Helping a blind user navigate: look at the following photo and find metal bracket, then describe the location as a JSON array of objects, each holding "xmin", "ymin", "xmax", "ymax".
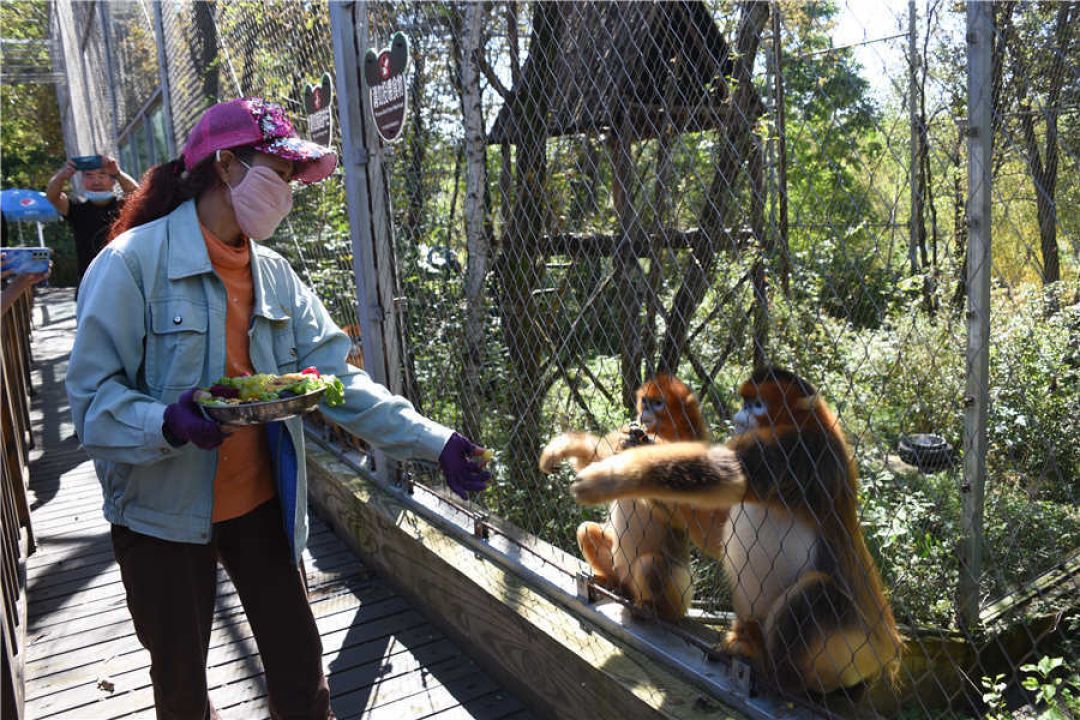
[
  {"xmin": 473, "ymin": 512, "xmax": 490, "ymax": 540},
  {"xmin": 730, "ymin": 657, "xmax": 753, "ymax": 698},
  {"xmin": 394, "ymin": 471, "xmax": 414, "ymax": 496},
  {"xmin": 575, "ymin": 571, "xmax": 594, "ymax": 603}
]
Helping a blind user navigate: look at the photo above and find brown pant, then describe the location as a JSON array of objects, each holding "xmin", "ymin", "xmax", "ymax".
[{"xmin": 111, "ymin": 498, "xmax": 332, "ymax": 720}]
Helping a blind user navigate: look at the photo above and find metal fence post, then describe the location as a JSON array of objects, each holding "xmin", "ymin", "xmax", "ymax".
[
  {"xmin": 151, "ymin": 0, "xmax": 178, "ymax": 158},
  {"xmin": 329, "ymin": 0, "xmax": 395, "ymax": 484},
  {"xmin": 330, "ymin": 1, "xmax": 406, "ymax": 396},
  {"xmin": 96, "ymin": 2, "xmax": 121, "ymax": 153},
  {"xmin": 958, "ymin": 0, "xmax": 993, "ymax": 632}
]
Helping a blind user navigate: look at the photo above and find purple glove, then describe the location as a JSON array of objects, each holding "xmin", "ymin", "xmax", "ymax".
[
  {"xmin": 163, "ymin": 388, "xmax": 228, "ymax": 450},
  {"xmin": 438, "ymin": 433, "xmax": 491, "ymax": 500}
]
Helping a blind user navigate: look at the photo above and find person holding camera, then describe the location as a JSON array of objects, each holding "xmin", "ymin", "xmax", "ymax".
[{"xmin": 46, "ymin": 154, "xmax": 139, "ymax": 286}]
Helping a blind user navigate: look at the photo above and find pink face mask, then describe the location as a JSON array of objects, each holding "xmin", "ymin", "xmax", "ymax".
[{"xmin": 226, "ymin": 159, "xmax": 293, "ymax": 240}]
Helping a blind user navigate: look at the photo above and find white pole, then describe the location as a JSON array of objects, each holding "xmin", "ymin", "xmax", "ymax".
[
  {"xmin": 36, "ymin": 221, "xmax": 46, "ymax": 247},
  {"xmin": 959, "ymin": 0, "xmax": 993, "ymax": 632}
]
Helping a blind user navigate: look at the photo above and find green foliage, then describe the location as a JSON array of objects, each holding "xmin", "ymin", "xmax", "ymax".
[
  {"xmin": 788, "ymin": 223, "xmax": 908, "ymax": 329},
  {"xmin": 981, "ymin": 673, "xmax": 1011, "ymax": 720},
  {"xmin": 0, "ymin": 1, "xmax": 66, "ymax": 191},
  {"xmin": 987, "ymin": 283, "xmax": 1080, "ymax": 505},
  {"xmin": 771, "ymin": 0, "xmax": 890, "ymax": 327},
  {"xmin": 1020, "ymin": 656, "xmax": 1080, "ymax": 718},
  {"xmin": 860, "ymin": 463, "xmax": 962, "ymax": 625},
  {"xmin": 0, "ymin": 81, "xmax": 66, "ymax": 191}
]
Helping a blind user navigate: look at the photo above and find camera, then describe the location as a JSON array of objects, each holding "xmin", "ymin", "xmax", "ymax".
[
  {"xmin": 71, "ymin": 155, "xmax": 104, "ymax": 171},
  {"xmin": 1, "ymin": 247, "xmax": 52, "ymax": 275}
]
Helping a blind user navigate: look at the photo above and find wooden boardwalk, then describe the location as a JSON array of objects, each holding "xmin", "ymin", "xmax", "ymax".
[{"xmin": 21, "ymin": 288, "xmax": 536, "ymax": 720}]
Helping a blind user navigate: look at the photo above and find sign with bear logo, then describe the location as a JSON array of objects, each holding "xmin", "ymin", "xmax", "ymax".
[
  {"xmin": 363, "ymin": 32, "xmax": 409, "ymax": 143},
  {"xmin": 304, "ymin": 73, "xmax": 334, "ymax": 147}
]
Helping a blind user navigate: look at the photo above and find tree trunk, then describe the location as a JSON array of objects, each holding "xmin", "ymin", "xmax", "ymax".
[
  {"xmin": 1003, "ymin": 2, "xmax": 1071, "ymax": 285},
  {"xmin": 951, "ymin": 121, "xmax": 968, "ymax": 311},
  {"xmin": 659, "ymin": 1, "xmax": 769, "ymax": 373},
  {"xmin": 750, "ymin": 136, "xmax": 769, "ymax": 369},
  {"xmin": 190, "ymin": 1, "xmax": 219, "ymax": 102},
  {"xmin": 770, "ymin": 1, "xmax": 791, "ymax": 297},
  {"xmin": 495, "ymin": 2, "xmax": 561, "ymax": 490},
  {"xmin": 404, "ymin": 48, "xmax": 427, "ymax": 251},
  {"xmin": 908, "ymin": 0, "xmax": 924, "ymax": 275},
  {"xmin": 610, "ymin": 129, "xmax": 644, "ymax": 412},
  {"xmin": 459, "ymin": 1, "xmax": 491, "ymax": 442},
  {"xmin": 916, "ymin": 1, "xmax": 938, "ymax": 314},
  {"xmin": 646, "ymin": 91, "xmax": 675, "ymax": 378}
]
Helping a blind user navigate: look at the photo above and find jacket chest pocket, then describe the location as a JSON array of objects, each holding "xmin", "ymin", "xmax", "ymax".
[
  {"xmin": 147, "ymin": 299, "xmax": 209, "ymax": 391},
  {"xmin": 269, "ymin": 318, "xmax": 298, "ymax": 373}
]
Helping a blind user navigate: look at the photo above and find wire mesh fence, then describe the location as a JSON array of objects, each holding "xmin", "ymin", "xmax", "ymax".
[
  {"xmin": 49, "ymin": 0, "xmax": 1079, "ymax": 717},
  {"xmin": 161, "ymin": 0, "xmax": 362, "ymax": 334},
  {"xmin": 357, "ymin": 1, "xmax": 1079, "ymax": 716}
]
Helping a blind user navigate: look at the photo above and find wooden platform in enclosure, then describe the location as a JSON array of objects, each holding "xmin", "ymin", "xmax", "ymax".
[{"xmin": 21, "ymin": 288, "xmax": 536, "ymax": 720}]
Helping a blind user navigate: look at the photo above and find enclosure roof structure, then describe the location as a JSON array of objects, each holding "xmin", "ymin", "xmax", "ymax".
[
  {"xmin": 0, "ymin": 2, "xmax": 61, "ymax": 85},
  {"xmin": 488, "ymin": 0, "xmax": 733, "ymax": 144}
]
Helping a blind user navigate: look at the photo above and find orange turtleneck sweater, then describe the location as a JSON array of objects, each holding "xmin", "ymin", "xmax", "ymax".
[{"xmin": 202, "ymin": 225, "xmax": 276, "ymax": 522}]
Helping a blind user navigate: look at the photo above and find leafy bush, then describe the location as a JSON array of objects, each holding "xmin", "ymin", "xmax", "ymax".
[
  {"xmin": 987, "ymin": 282, "xmax": 1080, "ymax": 506},
  {"xmin": 860, "ymin": 461, "xmax": 962, "ymax": 626},
  {"xmin": 771, "ymin": 281, "xmax": 1080, "ymax": 626}
]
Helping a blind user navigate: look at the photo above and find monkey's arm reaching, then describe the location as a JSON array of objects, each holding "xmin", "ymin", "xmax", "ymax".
[
  {"xmin": 539, "ymin": 431, "xmax": 622, "ymax": 474},
  {"xmin": 570, "ymin": 442, "xmax": 746, "ymax": 507}
]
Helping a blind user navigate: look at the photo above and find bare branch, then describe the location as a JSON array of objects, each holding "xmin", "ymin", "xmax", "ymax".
[{"xmin": 476, "ymin": 50, "xmax": 512, "ymax": 101}]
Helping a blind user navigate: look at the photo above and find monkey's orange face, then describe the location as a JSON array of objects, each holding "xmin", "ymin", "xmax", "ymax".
[
  {"xmin": 635, "ymin": 375, "xmax": 705, "ymax": 442},
  {"xmin": 734, "ymin": 379, "xmax": 817, "ymax": 434},
  {"xmin": 638, "ymin": 394, "xmax": 666, "ymax": 433}
]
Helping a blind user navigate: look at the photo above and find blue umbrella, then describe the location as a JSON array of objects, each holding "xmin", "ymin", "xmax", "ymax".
[
  {"xmin": 1, "ymin": 188, "xmax": 60, "ymax": 223},
  {"xmin": 2, "ymin": 189, "xmax": 61, "ymax": 248}
]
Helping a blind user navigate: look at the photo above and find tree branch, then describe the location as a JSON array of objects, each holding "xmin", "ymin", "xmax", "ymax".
[{"xmin": 476, "ymin": 50, "xmax": 512, "ymax": 101}]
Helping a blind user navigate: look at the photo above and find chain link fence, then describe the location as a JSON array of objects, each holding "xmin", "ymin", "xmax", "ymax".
[
  {"xmin": 361, "ymin": 2, "xmax": 1079, "ymax": 716},
  {"xmin": 50, "ymin": 1, "xmax": 1078, "ymax": 718}
]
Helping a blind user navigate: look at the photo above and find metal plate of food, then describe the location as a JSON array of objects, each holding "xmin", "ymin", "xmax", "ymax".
[{"xmin": 199, "ymin": 387, "xmax": 326, "ymax": 426}]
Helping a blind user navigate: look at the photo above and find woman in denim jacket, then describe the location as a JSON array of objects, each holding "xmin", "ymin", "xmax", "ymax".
[{"xmin": 66, "ymin": 98, "xmax": 489, "ymax": 719}]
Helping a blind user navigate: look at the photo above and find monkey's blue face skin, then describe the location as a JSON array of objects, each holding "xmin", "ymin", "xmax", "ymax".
[
  {"xmin": 638, "ymin": 396, "xmax": 666, "ymax": 432},
  {"xmin": 733, "ymin": 397, "xmax": 768, "ymax": 434}
]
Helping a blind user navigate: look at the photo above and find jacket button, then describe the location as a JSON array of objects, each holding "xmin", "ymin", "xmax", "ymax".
[{"xmin": 173, "ymin": 316, "xmax": 183, "ymax": 325}]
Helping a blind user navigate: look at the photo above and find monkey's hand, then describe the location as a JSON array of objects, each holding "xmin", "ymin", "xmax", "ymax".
[
  {"xmin": 539, "ymin": 432, "xmax": 616, "ymax": 474},
  {"xmin": 572, "ymin": 442, "xmax": 746, "ymax": 507},
  {"xmin": 621, "ymin": 422, "xmax": 653, "ymax": 449}
]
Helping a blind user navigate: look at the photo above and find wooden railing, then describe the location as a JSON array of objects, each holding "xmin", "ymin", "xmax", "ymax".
[{"xmin": 1, "ymin": 285, "xmax": 36, "ymax": 720}]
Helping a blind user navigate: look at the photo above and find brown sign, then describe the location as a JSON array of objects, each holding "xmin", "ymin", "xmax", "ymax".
[
  {"xmin": 304, "ymin": 73, "xmax": 334, "ymax": 147},
  {"xmin": 363, "ymin": 33, "xmax": 409, "ymax": 143}
]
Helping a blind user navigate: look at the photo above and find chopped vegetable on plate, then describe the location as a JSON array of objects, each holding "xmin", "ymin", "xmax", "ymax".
[{"xmin": 195, "ymin": 367, "xmax": 345, "ymax": 408}]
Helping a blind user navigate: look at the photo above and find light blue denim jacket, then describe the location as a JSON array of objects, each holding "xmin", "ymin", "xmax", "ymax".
[{"xmin": 66, "ymin": 199, "xmax": 452, "ymax": 560}]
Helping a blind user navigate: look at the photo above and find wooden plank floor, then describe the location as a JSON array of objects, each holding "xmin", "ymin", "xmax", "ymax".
[{"xmin": 22, "ymin": 288, "xmax": 537, "ymax": 720}]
